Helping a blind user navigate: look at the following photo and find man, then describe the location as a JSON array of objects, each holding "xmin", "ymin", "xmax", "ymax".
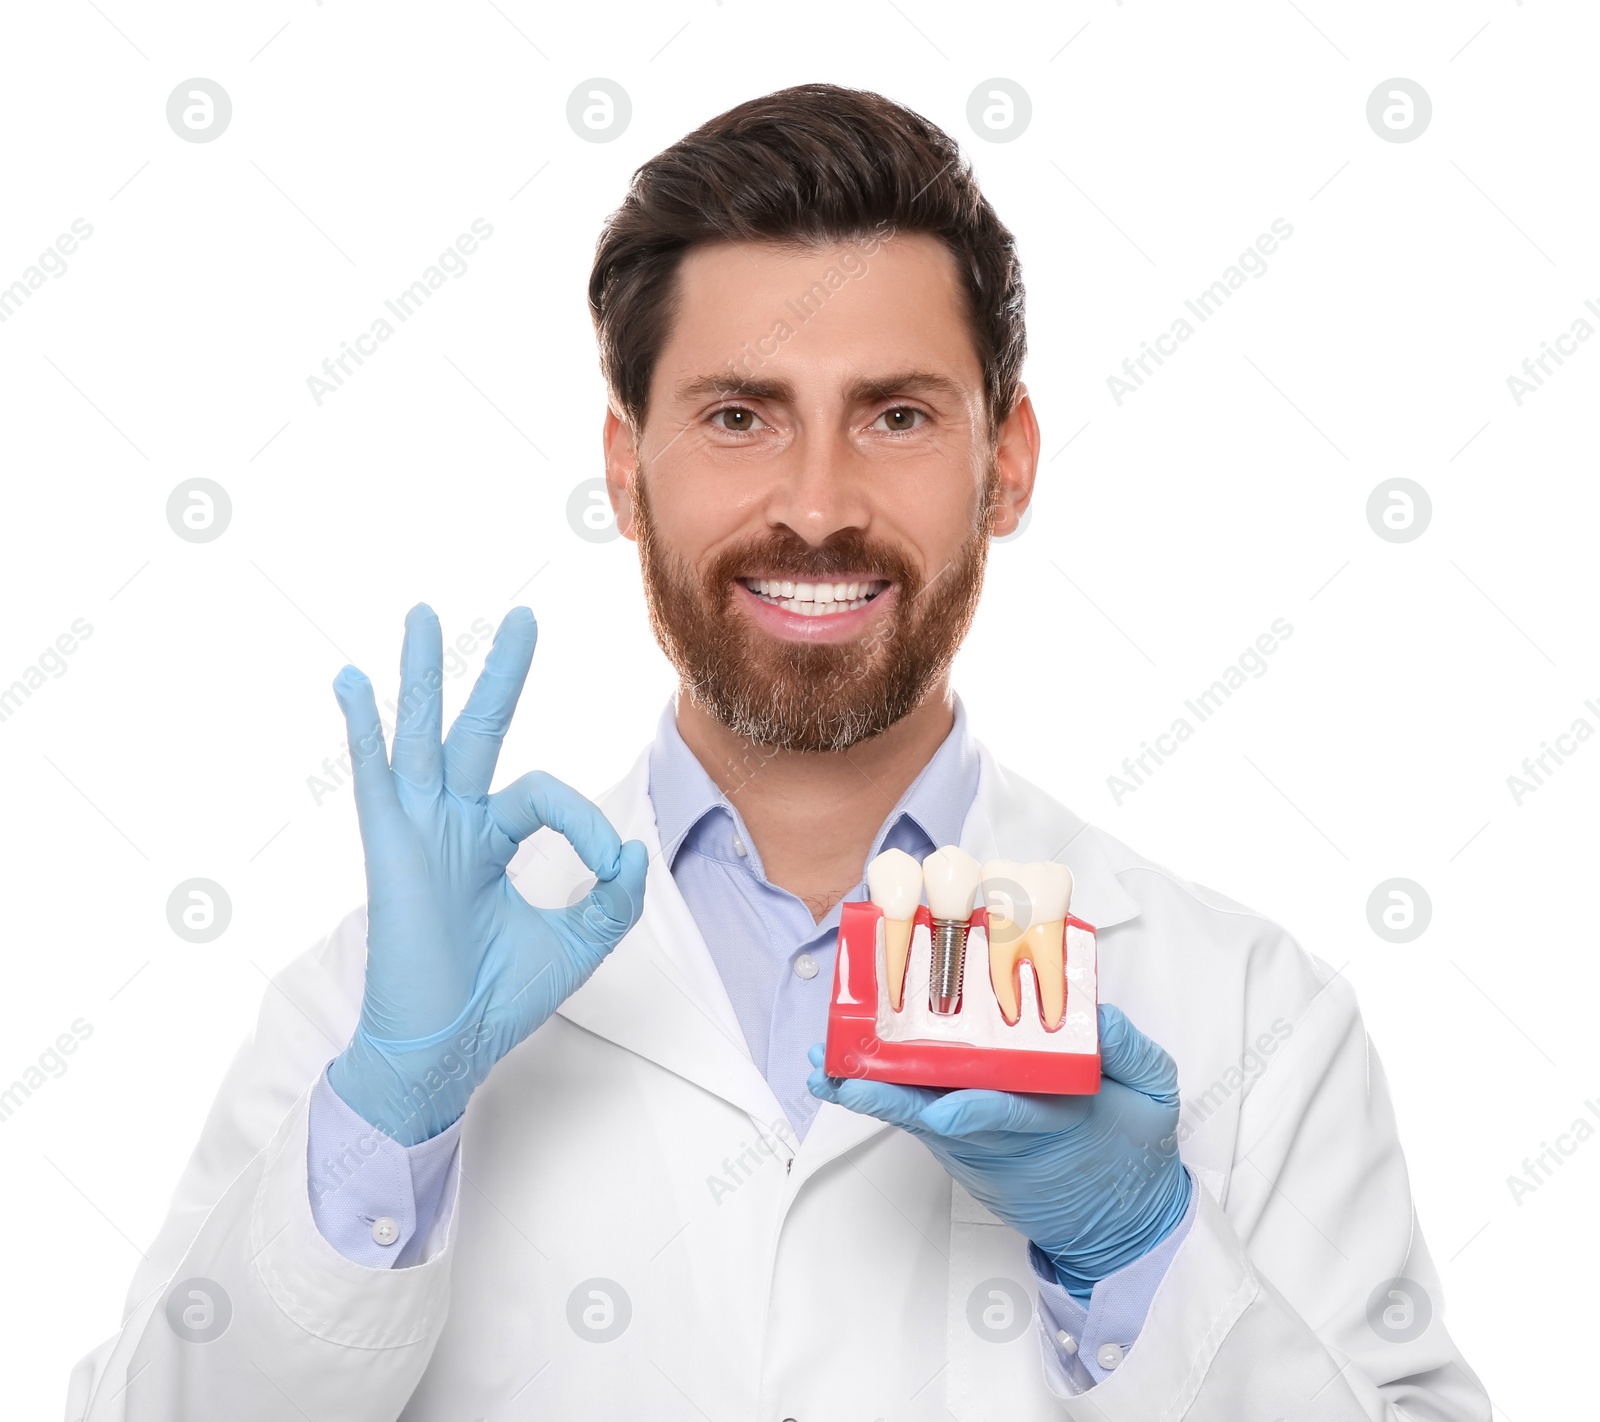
[{"xmin": 70, "ymin": 85, "xmax": 1489, "ymax": 1421}]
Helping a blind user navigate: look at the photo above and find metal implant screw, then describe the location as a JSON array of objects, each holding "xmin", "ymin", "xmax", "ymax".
[{"xmin": 930, "ymin": 918, "xmax": 969, "ymax": 1015}]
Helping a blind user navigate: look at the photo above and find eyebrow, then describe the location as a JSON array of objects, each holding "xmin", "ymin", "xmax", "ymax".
[{"xmin": 673, "ymin": 369, "xmax": 969, "ymax": 406}]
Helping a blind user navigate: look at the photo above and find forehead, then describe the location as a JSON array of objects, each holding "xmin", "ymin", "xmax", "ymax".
[{"xmin": 655, "ymin": 232, "xmax": 980, "ymax": 390}]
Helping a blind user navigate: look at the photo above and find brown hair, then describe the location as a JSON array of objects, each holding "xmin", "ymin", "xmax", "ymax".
[{"xmin": 588, "ymin": 83, "xmax": 1026, "ymax": 441}]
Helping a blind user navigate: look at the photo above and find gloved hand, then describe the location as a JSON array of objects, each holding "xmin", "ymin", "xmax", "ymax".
[
  {"xmin": 807, "ymin": 1003, "xmax": 1192, "ymax": 1298},
  {"xmin": 326, "ymin": 604, "xmax": 647, "ymax": 1145}
]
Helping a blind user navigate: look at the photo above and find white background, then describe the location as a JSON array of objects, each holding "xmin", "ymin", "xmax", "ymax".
[{"xmin": 1, "ymin": 0, "xmax": 1592, "ymax": 1415}]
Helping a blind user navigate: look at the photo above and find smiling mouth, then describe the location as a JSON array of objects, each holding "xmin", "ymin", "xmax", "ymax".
[{"xmin": 739, "ymin": 576, "xmax": 891, "ymax": 616}]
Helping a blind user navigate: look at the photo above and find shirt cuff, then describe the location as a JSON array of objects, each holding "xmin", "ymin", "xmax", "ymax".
[
  {"xmin": 306, "ymin": 1060, "xmax": 463, "ymax": 1269},
  {"xmin": 1029, "ymin": 1164, "xmax": 1201, "ymax": 1387}
]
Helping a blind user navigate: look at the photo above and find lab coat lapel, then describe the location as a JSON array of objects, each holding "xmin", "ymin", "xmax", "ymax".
[{"xmin": 547, "ymin": 751, "xmax": 789, "ymax": 1136}]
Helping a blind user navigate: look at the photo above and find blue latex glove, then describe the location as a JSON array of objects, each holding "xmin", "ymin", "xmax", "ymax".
[
  {"xmin": 326, "ymin": 604, "xmax": 647, "ymax": 1145},
  {"xmin": 807, "ymin": 1003, "xmax": 1191, "ymax": 1298}
]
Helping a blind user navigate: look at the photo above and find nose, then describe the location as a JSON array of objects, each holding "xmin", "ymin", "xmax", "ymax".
[{"xmin": 762, "ymin": 425, "xmax": 873, "ymax": 548}]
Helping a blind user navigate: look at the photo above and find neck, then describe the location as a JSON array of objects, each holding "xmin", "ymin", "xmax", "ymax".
[{"xmin": 675, "ymin": 677, "xmax": 956, "ymax": 922}]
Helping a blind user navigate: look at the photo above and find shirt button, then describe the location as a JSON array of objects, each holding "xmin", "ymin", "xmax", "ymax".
[
  {"xmin": 1056, "ymin": 1330, "xmax": 1078, "ymax": 1355},
  {"xmin": 1096, "ymin": 1342, "xmax": 1125, "ymax": 1370},
  {"xmin": 371, "ymin": 1216, "xmax": 401, "ymax": 1246},
  {"xmin": 793, "ymin": 954, "xmax": 819, "ymax": 980}
]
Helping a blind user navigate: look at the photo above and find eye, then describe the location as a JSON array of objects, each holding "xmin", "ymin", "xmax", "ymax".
[
  {"xmin": 873, "ymin": 406, "xmax": 926, "ymax": 434},
  {"xmin": 712, "ymin": 405, "xmax": 765, "ymax": 433}
]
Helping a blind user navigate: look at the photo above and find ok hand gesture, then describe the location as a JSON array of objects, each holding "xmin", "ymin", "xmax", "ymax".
[{"xmin": 326, "ymin": 604, "xmax": 647, "ymax": 1144}]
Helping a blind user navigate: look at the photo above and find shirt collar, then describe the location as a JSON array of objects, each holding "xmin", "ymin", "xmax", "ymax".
[{"xmin": 647, "ymin": 696, "xmax": 981, "ymax": 876}]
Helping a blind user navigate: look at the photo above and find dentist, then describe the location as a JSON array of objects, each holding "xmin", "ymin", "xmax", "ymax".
[{"xmin": 70, "ymin": 84, "xmax": 1489, "ymax": 1421}]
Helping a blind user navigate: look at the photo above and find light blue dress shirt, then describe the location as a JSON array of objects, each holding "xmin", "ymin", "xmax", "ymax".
[{"xmin": 304, "ymin": 696, "xmax": 1193, "ymax": 1379}]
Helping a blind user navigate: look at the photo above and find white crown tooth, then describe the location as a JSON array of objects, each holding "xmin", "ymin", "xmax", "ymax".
[
  {"xmin": 867, "ymin": 848, "xmax": 922, "ymax": 918},
  {"xmin": 781, "ymin": 580, "xmax": 794, "ymax": 597},
  {"xmin": 1020, "ymin": 861, "xmax": 1073, "ymax": 922},
  {"xmin": 795, "ymin": 582, "xmax": 814, "ymax": 601},
  {"xmin": 922, "ymin": 845, "xmax": 981, "ymax": 920},
  {"xmin": 981, "ymin": 859, "xmax": 1026, "ymax": 921}
]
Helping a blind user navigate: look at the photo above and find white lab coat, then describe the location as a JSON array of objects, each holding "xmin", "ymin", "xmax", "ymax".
[{"xmin": 68, "ymin": 740, "xmax": 1490, "ymax": 1421}]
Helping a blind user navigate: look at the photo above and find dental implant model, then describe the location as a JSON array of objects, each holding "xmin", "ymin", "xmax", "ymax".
[
  {"xmin": 922, "ymin": 845, "xmax": 982, "ymax": 1015},
  {"xmin": 826, "ymin": 844, "xmax": 1099, "ymax": 1094},
  {"xmin": 867, "ymin": 848, "xmax": 922, "ymax": 1011}
]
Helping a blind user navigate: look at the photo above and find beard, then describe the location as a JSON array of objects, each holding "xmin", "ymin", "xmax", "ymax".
[{"xmin": 633, "ymin": 466, "xmax": 996, "ymax": 753}]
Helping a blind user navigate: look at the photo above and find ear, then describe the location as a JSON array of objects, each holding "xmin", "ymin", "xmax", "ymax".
[
  {"xmin": 602, "ymin": 404, "xmax": 640, "ymax": 542},
  {"xmin": 988, "ymin": 385, "xmax": 1039, "ymax": 539}
]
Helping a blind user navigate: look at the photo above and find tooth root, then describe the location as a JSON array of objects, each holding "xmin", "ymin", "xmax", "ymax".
[
  {"xmin": 868, "ymin": 848, "xmax": 923, "ymax": 1011},
  {"xmin": 1024, "ymin": 920, "xmax": 1067, "ymax": 1028},
  {"xmin": 883, "ymin": 917, "xmax": 914, "ymax": 1010},
  {"xmin": 987, "ymin": 918, "xmax": 1067, "ymax": 1028},
  {"xmin": 988, "ymin": 915, "xmax": 1023, "ymax": 1024}
]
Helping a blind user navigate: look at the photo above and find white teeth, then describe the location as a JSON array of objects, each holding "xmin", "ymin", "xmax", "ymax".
[
  {"xmin": 980, "ymin": 859, "xmax": 1027, "ymax": 928},
  {"xmin": 868, "ymin": 847, "xmax": 922, "ymax": 918},
  {"xmin": 868, "ymin": 848, "xmax": 922, "ymax": 1012},
  {"xmin": 922, "ymin": 845, "xmax": 981, "ymax": 922},
  {"xmin": 1019, "ymin": 860, "xmax": 1073, "ymax": 923},
  {"xmin": 743, "ymin": 577, "xmax": 887, "ymax": 615}
]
